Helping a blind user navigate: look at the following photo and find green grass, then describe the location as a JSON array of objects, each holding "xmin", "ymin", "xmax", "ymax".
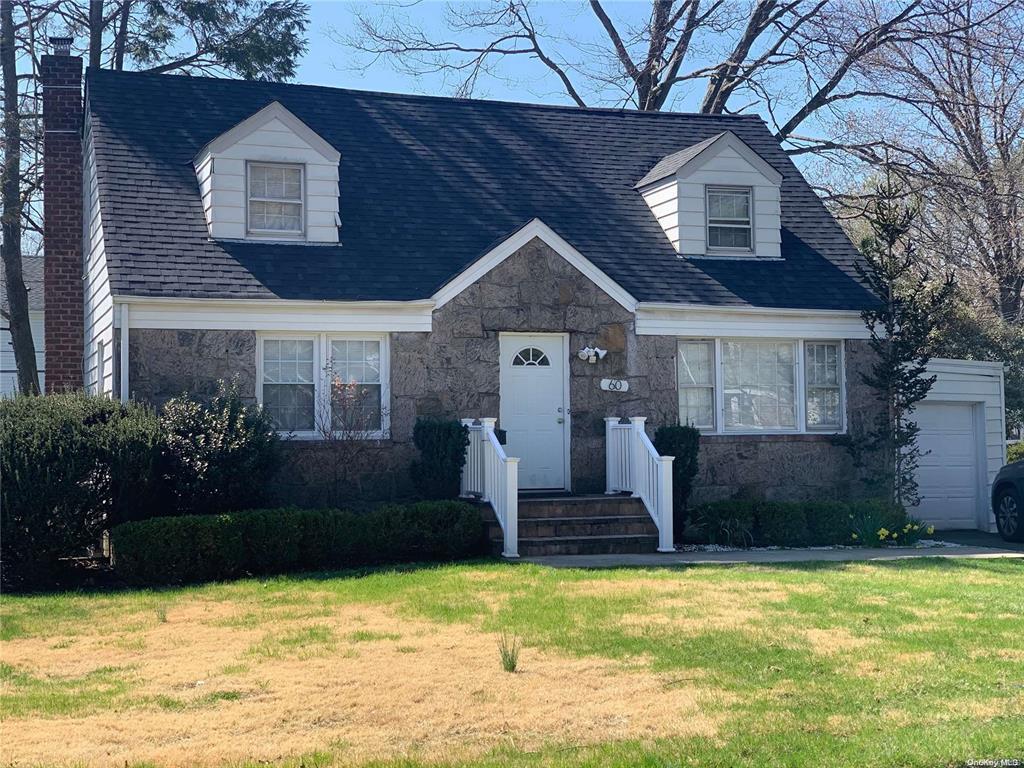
[{"xmin": 2, "ymin": 558, "xmax": 1022, "ymax": 767}]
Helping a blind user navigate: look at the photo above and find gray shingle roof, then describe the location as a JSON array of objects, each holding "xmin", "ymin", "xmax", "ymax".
[
  {"xmin": 0, "ymin": 256, "xmax": 44, "ymax": 314},
  {"xmin": 633, "ymin": 133, "xmax": 725, "ymax": 189},
  {"xmin": 86, "ymin": 69, "xmax": 876, "ymax": 310}
]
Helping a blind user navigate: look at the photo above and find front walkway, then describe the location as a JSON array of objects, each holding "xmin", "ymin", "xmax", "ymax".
[{"xmin": 522, "ymin": 543, "xmax": 1024, "ymax": 568}]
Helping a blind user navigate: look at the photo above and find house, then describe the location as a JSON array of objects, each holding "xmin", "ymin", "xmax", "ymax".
[
  {"xmin": 38, "ymin": 43, "xmax": 1003, "ymax": 554},
  {"xmin": 0, "ymin": 256, "xmax": 45, "ymax": 396}
]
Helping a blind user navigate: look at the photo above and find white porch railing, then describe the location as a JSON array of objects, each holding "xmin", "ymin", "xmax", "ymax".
[
  {"xmin": 461, "ymin": 418, "xmax": 520, "ymax": 558},
  {"xmin": 605, "ymin": 416, "xmax": 675, "ymax": 552}
]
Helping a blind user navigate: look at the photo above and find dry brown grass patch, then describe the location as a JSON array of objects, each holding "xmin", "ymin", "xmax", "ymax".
[{"xmin": 1, "ymin": 603, "xmax": 731, "ymax": 768}]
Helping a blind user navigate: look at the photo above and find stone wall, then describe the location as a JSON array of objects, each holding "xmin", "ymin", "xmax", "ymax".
[
  {"xmin": 128, "ymin": 329, "xmax": 256, "ymax": 408},
  {"xmin": 390, "ymin": 237, "xmax": 677, "ymax": 493},
  {"xmin": 123, "ymin": 239, "xmax": 882, "ymax": 504}
]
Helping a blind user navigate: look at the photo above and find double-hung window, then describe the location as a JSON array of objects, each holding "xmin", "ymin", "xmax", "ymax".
[
  {"xmin": 327, "ymin": 339, "xmax": 383, "ymax": 434},
  {"xmin": 258, "ymin": 334, "xmax": 388, "ymax": 438},
  {"xmin": 678, "ymin": 340, "xmax": 715, "ymax": 429},
  {"xmin": 248, "ymin": 163, "xmax": 304, "ymax": 235},
  {"xmin": 677, "ymin": 339, "xmax": 844, "ymax": 433},
  {"xmin": 706, "ymin": 186, "xmax": 752, "ymax": 251},
  {"xmin": 805, "ymin": 342, "xmax": 843, "ymax": 429}
]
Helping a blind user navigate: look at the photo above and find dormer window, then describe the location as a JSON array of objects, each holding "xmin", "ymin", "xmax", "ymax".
[
  {"xmin": 706, "ymin": 186, "xmax": 752, "ymax": 251},
  {"xmin": 248, "ymin": 162, "xmax": 304, "ymax": 235}
]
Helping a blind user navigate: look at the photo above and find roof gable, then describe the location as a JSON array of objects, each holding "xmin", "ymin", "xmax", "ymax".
[
  {"xmin": 196, "ymin": 101, "xmax": 340, "ymax": 164},
  {"xmin": 635, "ymin": 131, "xmax": 783, "ymax": 189}
]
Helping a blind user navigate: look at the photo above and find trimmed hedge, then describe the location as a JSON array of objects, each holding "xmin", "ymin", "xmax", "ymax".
[
  {"xmin": 409, "ymin": 418, "xmax": 470, "ymax": 500},
  {"xmin": 691, "ymin": 498, "xmax": 927, "ymax": 547},
  {"xmin": 0, "ymin": 393, "xmax": 161, "ymax": 586},
  {"xmin": 111, "ymin": 500, "xmax": 486, "ymax": 585}
]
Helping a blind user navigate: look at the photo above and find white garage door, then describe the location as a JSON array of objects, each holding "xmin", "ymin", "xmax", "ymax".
[{"xmin": 915, "ymin": 402, "xmax": 980, "ymax": 529}]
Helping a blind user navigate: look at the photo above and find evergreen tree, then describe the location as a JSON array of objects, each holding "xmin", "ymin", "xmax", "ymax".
[{"xmin": 854, "ymin": 168, "xmax": 955, "ymax": 508}]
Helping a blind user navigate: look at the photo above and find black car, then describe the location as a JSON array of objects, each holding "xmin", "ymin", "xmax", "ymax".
[{"xmin": 991, "ymin": 461, "xmax": 1024, "ymax": 542}]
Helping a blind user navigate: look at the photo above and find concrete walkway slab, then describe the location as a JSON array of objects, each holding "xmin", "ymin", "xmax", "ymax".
[{"xmin": 522, "ymin": 545, "xmax": 1024, "ymax": 568}]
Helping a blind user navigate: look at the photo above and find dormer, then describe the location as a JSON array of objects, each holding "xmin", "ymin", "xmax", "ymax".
[
  {"xmin": 635, "ymin": 131, "xmax": 783, "ymax": 259},
  {"xmin": 194, "ymin": 102, "xmax": 341, "ymax": 243}
]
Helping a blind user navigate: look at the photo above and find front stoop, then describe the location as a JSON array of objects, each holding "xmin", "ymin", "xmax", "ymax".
[{"xmin": 480, "ymin": 494, "xmax": 660, "ymax": 556}]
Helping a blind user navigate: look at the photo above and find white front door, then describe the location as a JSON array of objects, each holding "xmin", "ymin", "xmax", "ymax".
[{"xmin": 499, "ymin": 333, "xmax": 569, "ymax": 490}]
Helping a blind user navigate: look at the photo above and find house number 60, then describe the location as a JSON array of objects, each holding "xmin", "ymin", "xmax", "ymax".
[{"xmin": 600, "ymin": 379, "xmax": 629, "ymax": 393}]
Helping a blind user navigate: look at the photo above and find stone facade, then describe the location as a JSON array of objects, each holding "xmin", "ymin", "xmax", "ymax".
[
  {"xmin": 128, "ymin": 329, "xmax": 257, "ymax": 408},
  {"xmin": 124, "ymin": 237, "xmax": 882, "ymax": 504},
  {"xmin": 390, "ymin": 237, "xmax": 678, "ymax": 493}
]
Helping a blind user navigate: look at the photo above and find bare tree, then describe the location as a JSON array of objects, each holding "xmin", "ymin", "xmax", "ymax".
[
  {"xmin": 339, "ymin": 0, "xmax": 1015, "ymax": 146},
  {"xmin": 1, "ymin": 0, "xmax": 47, "ymax": 395},
  {"xmin": 823, "ymin": 0, "xmax": 1023, "ymax": 322},
  {"xmin": 1, "ymin": 0, "xmax": 309, "ymax": 394}
]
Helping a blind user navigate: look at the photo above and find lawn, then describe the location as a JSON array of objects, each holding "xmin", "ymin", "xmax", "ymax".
[{"xmin": 1, "ymin": 558, "xmax": 1022, "ymax": 767}]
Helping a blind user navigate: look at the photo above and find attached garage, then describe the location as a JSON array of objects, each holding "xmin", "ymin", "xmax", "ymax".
[{"xmin": 915, "ymin": 359, "xmax": 1006, "ymax": 531}]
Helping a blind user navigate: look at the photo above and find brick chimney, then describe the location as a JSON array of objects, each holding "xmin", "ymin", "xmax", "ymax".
[{"xmin": 41, "ymin": 37, "xmax": 84, "ymax": 392}]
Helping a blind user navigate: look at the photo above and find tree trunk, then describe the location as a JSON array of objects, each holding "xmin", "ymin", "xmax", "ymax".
[
  {"xmin": 1, "ymin": 0, "xmax": 41, "ymax": 395},
  {"xmin": 89, "ymin": 0, "xmax": 103, "ymax": 70}
]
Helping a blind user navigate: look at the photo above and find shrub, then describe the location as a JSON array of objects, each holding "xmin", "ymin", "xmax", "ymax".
[
  {"xmin": 159, "ymin": 380, "xmax": 280, "ymax": 516},
  {"xmin": 688, "ymin": 498, "xmax": 932, "ymax": 548},
  {"xmin": 409, "ymin": 419, "xmax": 469, "ymax": 500},
  {"xmin": 756, "ymin": 502, "xmax": 810, "ymax": 547},
  {"xmin": 111, "ymin": 500, "xmax": 486, "ymax": 585},
  {"xmin": 1008, "ymin": 442, "xmax": 1024, "ymax": 463},
  {"xmin": 0, "ymin": 393, "xmax": 161, "ymax": 586},
  {"xmin": 653, "ymin": 425, "xmax": 700, "ymax": 542},
  {"xmin": 692, "ymin": 501, "xmax": 756, "ymax": 546},
  {"xmin": 805, "ymin": 501, "xmax": 853, "ymax": 546}
]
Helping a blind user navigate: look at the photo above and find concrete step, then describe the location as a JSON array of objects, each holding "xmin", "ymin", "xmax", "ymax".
[
  {"xmin": 516, "ymin": 494, "xmax": 645, "ymax": 519},
  {"xmin": 486, "ymin": 514, "xmax": 657, "ymax": 540},
  {"xmin": 515, "ymin": 534, "xmax": 660, "ymax": 557}
]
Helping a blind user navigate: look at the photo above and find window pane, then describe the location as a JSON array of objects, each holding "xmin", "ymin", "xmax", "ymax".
[
  {"xmin": 708, "ymin": 190, "xmax": 750, "ymax": 221},
  {"xmin": 679, "ymin": 387, "xmax": 713, "ymax": 428},
  {"xmin": 328, "ymin": 339, "xmax": 383, "ymax": 432},
  {"xmin": 678, "ymin": 341, "xmax": 713, "ymax": 386},
  {"xmin": 723, "ymin": 341, "xmax": 796, "ymax": 430},
  {"xmin": 806, "ymin": 342, "xmax": 841, "ymax": 428},
  {"xmin": 677, "ymin": 341, "xmax": 714, "ymax": 428},
  {"xmin": 249, "ymin": 200, "xmax": 302, "ymax": 232},
  {"xmin": 708, "ymin": 225, "xmax": 752, "ymax": 249},
  {"xmin": 262, "ymin": 339, "xmax": 315, "ymax": 431},
  {"xmin": 807, "ymin": 387, "xmax": 841, "ymax": 427}
]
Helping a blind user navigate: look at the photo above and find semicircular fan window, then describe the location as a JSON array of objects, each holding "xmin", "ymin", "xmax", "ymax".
[{"xmin": 512, "ymin": 347, "xmax": 550, "ymax": 367}]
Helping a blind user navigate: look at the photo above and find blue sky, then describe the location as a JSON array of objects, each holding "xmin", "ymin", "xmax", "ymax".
[{"xmin": 295, "ymin": 1, "xmax": 732, "ymax": 113}]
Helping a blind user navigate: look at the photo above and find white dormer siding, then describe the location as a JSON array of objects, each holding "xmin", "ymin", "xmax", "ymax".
[
  {"xmin": 637, "ymin": 132, "xmax": 782, "ymax": 259},
  {"xmin": 194, "ymin": 102, "xmax": 341, "ymax": 243}
]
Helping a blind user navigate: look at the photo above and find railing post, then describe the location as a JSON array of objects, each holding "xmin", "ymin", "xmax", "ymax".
[
  {"xmin": 604, "ymin": 417, "xmax": 620, "ymax": 494},
  {"xmin": 628, "ymin": 417, "xmax": 646, "ymax": 499},
  {"xmin": 459, "ymin": 418, "xmax": 476, "ymax": 498},
  {"xmin": 480, "ymin": 418, "xmax": 496, "ymax": 503},
  {"xmin": 657, "ymin": 456, "xmax": 675, "ymax": 552},
  {"xmin": 503, "ymin": 457, "xmax": 520, "ymax": 558}
]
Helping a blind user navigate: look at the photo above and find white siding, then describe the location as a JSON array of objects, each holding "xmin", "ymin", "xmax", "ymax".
[
  {"xmin": 83, "ymin": 117, "xmax": 116, "ymax": 396},
  {"xmin": 0, "ymin": 311, "xmax": 45, "ymax": 396},
  {"xmin": 195, "ymin": 116, "xmax": 340, "ymax": 243},
  {"xmin": 677, "ymin": 145, "xmax": 782, "ymax": 258},
  {"xmin": 918, "ymin": 358, "xmax": 1006, "ymax": 531},
  {"xmin": 639, "ymin": 141, "xmax": 782, "ymax": 259}
]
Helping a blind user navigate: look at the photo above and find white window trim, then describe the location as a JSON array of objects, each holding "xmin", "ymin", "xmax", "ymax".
[
  {"xmin": 246, "ymin": 161, "xmax": 306, "ymax": 239},
  {"xmin": 677, "ymin": 339, "xmax": 716, "ymax": 430},
  {"xmin": 804, "ymin": 340, "xmax": 845, "ymax": 432},
  {"xmin": 705, "ymin": 185, "xmax": 754, "ymax": 256},
  {"xmin": 256, "ymin": 332, "xmax": 390, "ymax": 440},
  {"xmin": 679, "ymin": 337, "xmax": 846, "ymax": 435}
]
